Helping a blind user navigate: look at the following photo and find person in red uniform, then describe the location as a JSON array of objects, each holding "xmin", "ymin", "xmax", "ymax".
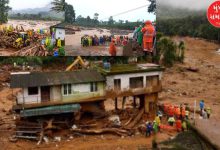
[{"xmin": 141, "ymin": 20, "xmax": 156, "ymax": 54}]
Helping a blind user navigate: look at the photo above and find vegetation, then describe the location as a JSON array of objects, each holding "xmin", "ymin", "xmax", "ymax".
[
  {"xmin": 75, "ymin": 15, "xmax": 142, "ymax": 30},
  {"xmin": 9, "ymin": 13, "xmax": 62, "ymax": 21},
  {"xmin": 148, "ymin": 0, "xmax": 156, "ymax": 14},
  {"xmin": 0, "ymin": 0, "xmax": 11, "ymax": 24},
  {"xmin": 51, "ymin": 0, "xmax": 75, "ymax": 23},
  {"xmin": 156, "ymin": 34, "xmax": 185, "ymax": 67},
  {"xmin": 157, "ymin": 15, "xmax": 220, "ymax": 42}
]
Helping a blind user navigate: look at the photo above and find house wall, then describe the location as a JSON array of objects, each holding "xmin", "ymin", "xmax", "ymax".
[
  {"xmin": 50, "ymin": 85, "xmax": 62, "ymax": 101},
  {"xmin": 17, "ymin": 87, "xmax": 41, "ymax": 104},
  {"xmin": 61, "ymin": 82, "xmax": 105, "ymax": 102},
  {"xmin": 55, "ymin": 28, "xmax": 65, "ymax": 40},
  {"xmin": 106, "ymin": 71, "xmax": 163, "ymax": 91}
]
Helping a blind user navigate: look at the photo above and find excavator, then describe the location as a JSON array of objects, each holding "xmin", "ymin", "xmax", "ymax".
[{"xmin": 65, "ymin": 56, "xmax": 90, "ymax": 71}]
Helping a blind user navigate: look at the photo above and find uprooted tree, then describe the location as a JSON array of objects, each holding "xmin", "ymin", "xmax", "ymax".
[{"xmin": 0, "ymin": 0, "xmax": 11, "ymax": 24}]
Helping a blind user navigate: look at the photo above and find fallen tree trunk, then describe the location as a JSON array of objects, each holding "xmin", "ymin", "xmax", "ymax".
[
  {"xmin": 71, "ymin": 128, "xmax": 130, "ymax": 136},
  {"xmin": 126, "ymin": 108, "xmax": 145, "ymax": 129}
]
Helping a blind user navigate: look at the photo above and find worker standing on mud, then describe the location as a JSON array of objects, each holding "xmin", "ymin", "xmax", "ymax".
[
  {"xmin": 207, "ymin": 107, "xmax": 211, "ymax": 119},
  {"xmin": 57, "ymin": 37, "xmax": 62, "ymax": 48},
  {"xmin": 200, "ymin": 100, "xmax": 205, "ymax": 116},
  {"xmin": 146, "ymin": 122, "xmax": 153, "ymax": 137},
  {"xmin": 109, "ymin": 40, "xmax": 117, "ymax": 56},
  {"xmin": 141, "ymin": 21, "xmax": 156, "ymax": 55}
]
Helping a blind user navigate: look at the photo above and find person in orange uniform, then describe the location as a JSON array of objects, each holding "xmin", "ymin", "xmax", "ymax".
[
  {"xmin": 109, "ymin": 40, "xmax": 117, "ymax": 56},
  {"xmin": 176, "ymin": 119, "xmax": 182, "ymax": 132},
  {"xmin": 141, "ymin": 20, "xmax": 156, "ymax": 54},
  {"xmin": 176, "ymin": 107, "xmax": 181, "ymax": 119}
]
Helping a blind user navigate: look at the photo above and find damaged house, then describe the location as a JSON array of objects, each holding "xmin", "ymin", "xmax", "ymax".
[
  {"xmin": 11, "ymin": 70, "xmax": 106, "ymax": 118},
  {"xmin": 10, "ymin": 63, "xmax": 164, "ymax": 118}
]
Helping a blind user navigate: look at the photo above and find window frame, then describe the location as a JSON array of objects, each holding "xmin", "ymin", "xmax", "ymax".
[
  {"xmin": 63, "ymin": 84, "xmax": 72, "ymax": 96},
  {"xmin": 28, "ymin": 87, "xmax": 39, "ymax": 95}
]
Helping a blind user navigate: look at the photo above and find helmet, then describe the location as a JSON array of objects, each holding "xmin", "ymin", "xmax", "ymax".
[{"xmin": 145, "ymin": 20, "xmax": 152, "ymax": 25}]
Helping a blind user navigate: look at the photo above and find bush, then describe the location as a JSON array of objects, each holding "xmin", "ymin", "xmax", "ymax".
[{"xmin": 58, "ymin": 47, "xmax": 65, "ymax": 56}]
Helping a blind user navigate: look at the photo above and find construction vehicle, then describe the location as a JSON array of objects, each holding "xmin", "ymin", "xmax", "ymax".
[{"xmin": 66, "ymin": 56, "xmax": 90, "ymax": 71}]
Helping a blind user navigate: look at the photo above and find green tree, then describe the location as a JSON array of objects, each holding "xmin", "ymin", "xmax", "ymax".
[
  {"xmin": 65, "ymin": 4, "xmax": 75, "ymax": 23},
  {"xmin": 148, "ymin": 0, "xmax": 156, "ymax": 14},
  {"xmin": 157, "ymin": 37, "xmax": 177, "ymax": 67},
  {"xmin": 0, "ymin": 0, "xmax": 11, "ymax": 24},
  {"xmin": 108, "ymin": 16, "xmax": 114, "ymax": 25},
  {"xmin": 51, "ymin": 0, "xmax": 75, "ymax": 23}
]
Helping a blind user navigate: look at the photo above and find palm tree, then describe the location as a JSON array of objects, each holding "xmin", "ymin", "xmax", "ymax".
[{"xmin": 51, "ymin": 0, "xmax": 66, "ymax": 13}]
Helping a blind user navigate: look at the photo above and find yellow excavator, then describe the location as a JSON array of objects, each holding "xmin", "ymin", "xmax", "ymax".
[{"xmin": 66, "ymin": 56, "xmax": 90, "ymax": 71}]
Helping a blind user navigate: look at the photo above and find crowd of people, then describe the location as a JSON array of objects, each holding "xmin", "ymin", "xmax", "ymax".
[
  {"xmin": 81, "ymin": 35, "xmax": 129, "ymax": 47},
  {"xmin": 145, "ymin": 100, "xmax": 212, "ymax": 137}
]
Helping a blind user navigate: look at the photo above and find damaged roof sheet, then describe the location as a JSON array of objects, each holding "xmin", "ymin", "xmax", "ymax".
[{"xmin": 10, "ymin": 70, "xmax": 105, "ymax": 88}]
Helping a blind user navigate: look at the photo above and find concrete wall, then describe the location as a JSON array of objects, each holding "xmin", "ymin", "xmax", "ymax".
[
  {"xmin": 106, "ymin": 71, "xmax": 163, "ymax": 91},
  {"xmin": 55, "ymin": 28, "xmax": 65, "ymax": 40},
  {"xmin": 17, "ymin": 87, "xmax": 41, "ymax": 104},
  {"xmin": 62, "ymin": 82, "xmax": 105, "ymax": 102}
]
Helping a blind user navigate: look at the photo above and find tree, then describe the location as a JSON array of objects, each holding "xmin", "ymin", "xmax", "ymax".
[
  {"xmin": 51, "ymin": 0, "xmax": 76, "ymax": 23},
  {"xmin": 65, "ymin": 4, "xmax": 75, "ymax": 23},
  {"xmin": 93, "ymin": 13, "xmax": 99, "ymax": 25},
  {"xmin": 0, "ymin": 0, "xmax": 11, "ymax": 24},
  {"xmin": 148, "ymin": 0, "xmax": 156, "ymax": 14},
  {"xmin": 51, "ymin": 0, "xmax": 66, "ymax": 13},
  {"xmin": 108, "ymin": 16, "xmax": 114, "ymax": 25}
]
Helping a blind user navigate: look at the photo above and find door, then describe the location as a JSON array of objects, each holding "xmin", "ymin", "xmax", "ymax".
[{"xmin": 41, "ymin": 86, "xmax": 50, "ymax": 102}]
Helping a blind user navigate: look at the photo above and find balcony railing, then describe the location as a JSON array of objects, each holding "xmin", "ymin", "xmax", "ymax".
[{"xmin": 106, "ymin": 82, "xmax": 162, "ymax": 98}]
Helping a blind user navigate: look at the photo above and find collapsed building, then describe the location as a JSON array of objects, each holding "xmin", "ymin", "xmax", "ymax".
[{"xmin": 10, "ymin": 63, "xmax": 164, "ymax": 139}]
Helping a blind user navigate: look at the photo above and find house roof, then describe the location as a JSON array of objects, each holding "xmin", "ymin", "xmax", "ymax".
[
  {"xmin": 10, "ymin": 70, "xmax": 105, "ymax": 88},
  {"xmin": 98, "ymin": 63, "xmax": 165, "ymax": 76}
]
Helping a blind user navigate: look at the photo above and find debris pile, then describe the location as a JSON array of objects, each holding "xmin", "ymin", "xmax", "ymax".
[{"xmin": 12, "ymin": 44, "xmax": 49, "ymax": 56}]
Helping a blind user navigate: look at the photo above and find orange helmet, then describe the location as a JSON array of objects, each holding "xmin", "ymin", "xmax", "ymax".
[{"xmin": 145, "ymin": 20, "xmax": 152, "ymax": 25}]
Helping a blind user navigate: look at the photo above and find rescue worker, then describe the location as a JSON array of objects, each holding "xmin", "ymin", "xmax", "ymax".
[
  {"xmin": 146, "ymin": 122, "xmax": 153, "ymax": 137},
  {"xmin": 200, "ymin": 100, "xmax": 205, "ymax": 116},
  {"xmin": 137, "ymin": 25, "xmax": 144, "ymax": 46},
  {"xmin": 168, "ymin": 116, "xmax": 175, "ymax": 126},
  {"xmin": 182, "ymin": 120, "xmax": 187, "ymax": 131},
  {"xmin": 207, "ymin": 107, "xmax": 211, "ymax": 119},
  {"xmin": 185, "ymin": 109, "xmax": 189, "ymax": 120},
  {"xmin": 155, "ymin": 115, "xmax": 161, "ymax": 126},
  {"xmin": 88, "ymin": 36, "xmax": 92, "ymax": 46},
  {"xmin": 141, "ymin": 20, "xmax": 156, "ymax": 54},
  {"xmin": 109, "ymin": 40, "xmax": 117, "ymax": 56},
  {"xmin": 181, "ymin": 107, "xmax": 186, "ymax": 119},
  {"xmin": 153, "ymin": 121, "xmax": 159, "ymax": 134},
  {"xmin": 176, "ymin": 106, "xmax": 181, "ymax": 119},
  {"xmin": 57, "ymin": 37, "xmax": 62, "ymax": 48},
  {"xmin": 176, "ymin": 119, "xmax": 182, "ymax": 132}
]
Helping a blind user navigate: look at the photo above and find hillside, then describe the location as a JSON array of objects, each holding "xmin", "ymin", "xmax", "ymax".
[
  {"xmin": 8, "ymin": 4, "xmax": 63, "ymax": 20},
  {"xmin": 157, "ymin": 3, "xmax": 205, "ymax": 19}
]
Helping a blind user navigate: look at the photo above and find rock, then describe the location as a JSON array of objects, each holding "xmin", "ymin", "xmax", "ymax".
[
  {"xmin": 54, "ymin": 137, "xmax": 61, "ymax": 142},
  {"xmin": 43, "ymin": 136, "xmax": 49, "ymax": 144}
]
